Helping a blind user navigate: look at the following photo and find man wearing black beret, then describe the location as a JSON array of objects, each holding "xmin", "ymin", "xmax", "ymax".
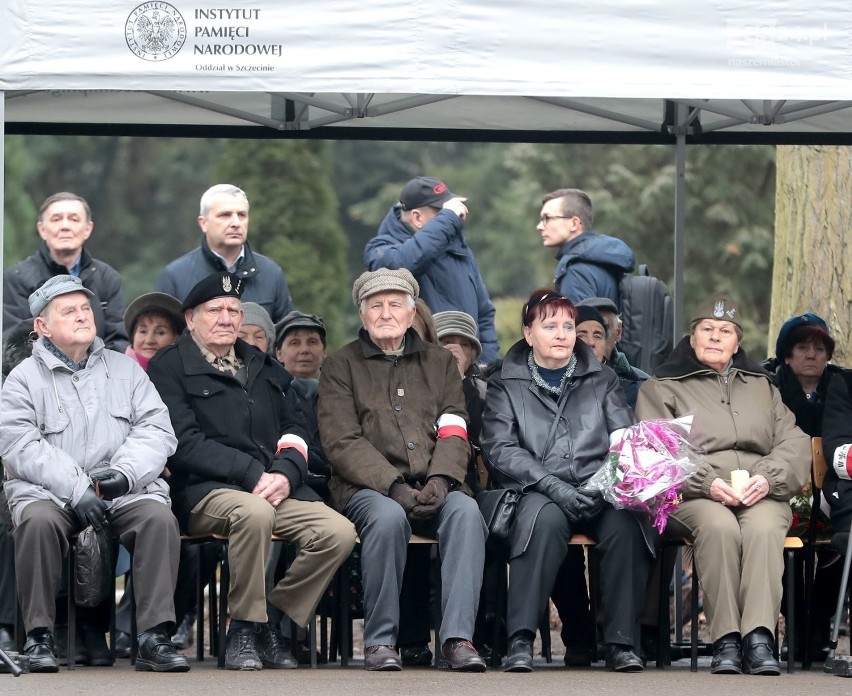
[{"xmin": 148, "ymin": 272, "xmax": 356, "ymax": 671}]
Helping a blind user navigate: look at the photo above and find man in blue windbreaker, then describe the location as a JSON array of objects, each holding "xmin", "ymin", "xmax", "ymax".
[{"xmin": 364, "ymin": 177, "xmax": 499, "ymax": 364}]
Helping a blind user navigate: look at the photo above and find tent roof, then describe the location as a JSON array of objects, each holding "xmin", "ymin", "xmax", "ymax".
[{"xmin": 3, "ymin": 1, "xmax": 852, "ymax": 143}]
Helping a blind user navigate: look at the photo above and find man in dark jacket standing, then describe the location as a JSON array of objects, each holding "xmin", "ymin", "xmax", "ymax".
[
  {"xmin": 364, "ymin": 176, "xmax": 500, "ymax": 364},
  {"xmin": 156, "ymin": 184, "xmax": 293, "ymax": 321},
  {"xmin": 3, "ymin": 192, "xmax": 128, "ymax": 351},
  {"xmin": 318, "ymin": 268, "xmax": 487, "ymax": 672},
  {"xmin": 538, "ymin": 188, "xmax": 635, "ymax": 306},
  {"xmin": 148, "ymin": 272, "xmax": 355, "ymax": 671}
]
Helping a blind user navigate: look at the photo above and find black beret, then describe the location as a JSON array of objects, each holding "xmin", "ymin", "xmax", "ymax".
[{"xmin": 181, "ymin": 272, "xmax": 244, "ymax": 311}]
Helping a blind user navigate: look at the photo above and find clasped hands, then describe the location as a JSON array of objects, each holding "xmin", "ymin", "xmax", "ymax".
[
  {"xmin": 710, "ymin": 474, "xmax": 769, "ymax": 508},
  {"xmin": 389, "ymin": 477, "xmax": 451, "ymax": 521},
  {"xmin": 536, "ymin": 475, "xmax": 604, "ymax": 524},
  {"xmin": 253, "ymin": 471, "xmax": 292, "ymax": 507},
  {"xmin": 75, "ymin": 469, "xmax": 131, "ymax": 531}
]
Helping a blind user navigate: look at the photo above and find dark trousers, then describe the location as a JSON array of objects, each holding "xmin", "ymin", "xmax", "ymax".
[
  {"xmin": 550, "ymin": 546, "xmax": 595, "ymax": 649},
  {"xmin": 508, "ymin": 498, "xmax": 652, "ymax": 648},
  {"xmin": 14, "ymin": 499, "xmax": 180, "ymax": 634}
]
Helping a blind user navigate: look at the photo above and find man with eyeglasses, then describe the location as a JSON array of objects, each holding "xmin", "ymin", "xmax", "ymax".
[
  {"xmin": 537, "ymin": 188, "xmax": 634, "ymax": 307},
  {"xmin": 364, "ymin": 176, "xmax": 499, "ymax": 364}
]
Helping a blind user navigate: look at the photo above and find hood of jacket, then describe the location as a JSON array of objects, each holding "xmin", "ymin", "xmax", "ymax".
[
  {"xmin": 653, "ymin": 335, "xmax": 769, "ymax": 381},
  {"xmin": 556, "ymin": 231, "xmax": 635, "ymax": 274}
]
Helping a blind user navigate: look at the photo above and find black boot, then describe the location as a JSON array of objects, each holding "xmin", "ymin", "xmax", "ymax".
[
  {"xmin": 742, "ymin": 628, "xmax": 780, "ymax": 676},
  {"xmin": 503, "ymin": 631, "xmax": 533, "ymax": 672},
  {"xmin": 135, "ymin": 625, "xmax": 191, "ymax": 673},
  {"xmin": 710, "ymin": 633, "xmax": 742, "ymax": 674}
]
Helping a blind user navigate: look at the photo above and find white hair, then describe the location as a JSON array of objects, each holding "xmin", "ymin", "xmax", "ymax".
[{"xmin": 200, "ymin": 184, "xmax": 249, "ymax": 217}]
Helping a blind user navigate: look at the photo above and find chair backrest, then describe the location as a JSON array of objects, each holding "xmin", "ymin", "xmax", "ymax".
[{"xmin": 812, "ymin": 436, "xmax": 828, "ymax": 491}]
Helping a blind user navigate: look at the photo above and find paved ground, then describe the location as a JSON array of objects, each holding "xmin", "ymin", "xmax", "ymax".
[{"xmin": 0, "ymin": 656, "xmax": 848, "ymax": 696}]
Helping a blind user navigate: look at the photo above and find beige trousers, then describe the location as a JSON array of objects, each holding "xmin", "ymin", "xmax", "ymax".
[
  {"xmin": 668, "ymin": 496, "xmax": 791, "ymax": 642},
  {"xmin": 189, "ymin": 490, "xmax": 356, "ymax": 626}
]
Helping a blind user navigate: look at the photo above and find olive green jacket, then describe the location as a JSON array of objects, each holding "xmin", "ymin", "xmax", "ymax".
[{"xmin": 635, "ymin": 337, "xmax": 809, "ymax": 501}]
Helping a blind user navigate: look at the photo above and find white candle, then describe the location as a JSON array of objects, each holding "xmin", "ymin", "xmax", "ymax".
[{"xmin": 730, "ymin": 469, "xmax": 749, "ymax": 496}]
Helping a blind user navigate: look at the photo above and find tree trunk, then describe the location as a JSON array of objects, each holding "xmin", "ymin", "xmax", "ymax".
[{"xmin": 772, "ymin": 145, "xmax": 852, "ymax": 364}]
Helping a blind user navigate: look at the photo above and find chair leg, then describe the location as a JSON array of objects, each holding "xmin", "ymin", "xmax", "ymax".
[
  {"xmin": 129, "ymin": 570, "xmax": 137, "ymax": 664},
  {"xmin": 802, "ymin": 546, "xmax": 815, "ymax": 671},
  {"xmin": 690, "ymin": 568, "xmax": 699, "ymax": 672},
  {"xmin": 217, "ymin": 549, "xmax": 229, "ymax": 669},
  {"xmin": 538, "ymin": 602, "xmax": 552, "ymax": 663},
  {"xmin": 786, "ymin": 549, "xmax": 796, "ymax": 674},
  {"xmin": 339, "ymin": 556, "xmax": 350, "ymax": 667},
  {"xmin": 490, "ymin": 547, "xmax": 507, "ymax": 668},
  {"xmin": 67, "ymin": 545, "xmax": 76, "ymax": 671},
  {"xmin": 656, "ymin": 548, "xmax": 672, "ymax": 669},
  {"xmin": 195, "ymin": 550, "xmax": 204, "ymax": 662}
]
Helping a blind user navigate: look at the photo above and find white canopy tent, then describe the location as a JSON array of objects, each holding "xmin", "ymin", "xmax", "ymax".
[{"xmin": 3, "ymin": 0, "xmax": 852, "ymax": 337}]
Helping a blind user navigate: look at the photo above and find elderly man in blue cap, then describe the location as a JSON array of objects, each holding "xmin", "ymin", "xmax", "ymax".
[{"xmin": 0, "ymin": 275, "xmax": 188, "ymax": 673}]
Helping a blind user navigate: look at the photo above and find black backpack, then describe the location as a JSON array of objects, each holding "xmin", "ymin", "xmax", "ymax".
[{"xmin": 619, "ymin": 264, "xmax": 673, "ymax": 374}]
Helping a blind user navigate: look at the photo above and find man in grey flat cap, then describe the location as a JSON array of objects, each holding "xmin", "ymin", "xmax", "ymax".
[
  {"xmin": 0, "ymin": 275, "xmax": 188, "ymax": 673},
  {"xmin": 318, "ymin": 268, "xmax": 487, "ymax": 672}
]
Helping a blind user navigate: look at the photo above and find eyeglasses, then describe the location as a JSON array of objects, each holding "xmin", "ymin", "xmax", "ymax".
[{"xmin": 539, "ymin": 214, "xmax": 572, "ymax": 225}]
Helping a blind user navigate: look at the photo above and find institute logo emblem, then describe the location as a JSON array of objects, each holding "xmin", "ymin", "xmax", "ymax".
[{"xmin": 126, "ymin": 2, "xmax": 187, "ymax": 61}]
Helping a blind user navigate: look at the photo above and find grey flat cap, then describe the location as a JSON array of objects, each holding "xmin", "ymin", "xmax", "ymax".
[{"xmin": 29, "ymin": 275, "xmax": 94, "ymax": 317}]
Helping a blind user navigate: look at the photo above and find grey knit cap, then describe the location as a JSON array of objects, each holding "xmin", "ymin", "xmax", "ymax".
[
  {"xmin": 29, "ymin": 275, "xmax": 94, "ymax": 317},
  {"xmin": 433, "ymin": 310, "xmax": 482, "ymax": 359},
  {"xmin": 240, "ymin": 302, "xmax": 275, "ymax": 348},
  {"xmin": 352, "ymin": 268, "xmax": 419, "ymax": 307}
]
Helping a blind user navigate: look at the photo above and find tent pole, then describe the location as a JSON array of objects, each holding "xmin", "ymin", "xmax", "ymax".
[{"xmin": 673, "ymin": 103, "xmax": 686, "ymax": 340}]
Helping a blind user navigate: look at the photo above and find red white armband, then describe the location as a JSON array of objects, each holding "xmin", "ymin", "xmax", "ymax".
[
  {"xmin": 436, "ymin": 413, "xmax": 468, "ymax": 441},
  {"xmin": 276, "ymin": 434, "xmax": 308, "ymax": 462},
  {"xmin": 833, "ymin": 444, "xmax": 852, "ymax": 481}
]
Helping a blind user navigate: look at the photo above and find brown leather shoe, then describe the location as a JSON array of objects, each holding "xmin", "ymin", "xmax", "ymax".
[
  {"xmin": 364, "ymin": 645, "xmax": 402, "ymax": 671},
  {"xmin": 439, "ymin": 638, "xmax": 486, "ymax": 672}
]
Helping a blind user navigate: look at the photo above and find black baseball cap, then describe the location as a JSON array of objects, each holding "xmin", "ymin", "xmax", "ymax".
[{"xmin": 399, "ymin": 176, "xmax": 462, "ymax": 211}]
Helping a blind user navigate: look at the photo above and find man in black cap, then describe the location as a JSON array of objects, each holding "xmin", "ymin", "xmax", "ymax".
[
  {"xmin": 364, "ymin": 176, "xmax": 499, "ymax": 364},
  {"xmin": 147, "ymin": 272, "xmax": 356, "ymax": 671}
]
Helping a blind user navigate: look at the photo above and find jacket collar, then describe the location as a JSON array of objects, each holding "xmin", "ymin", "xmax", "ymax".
[
  {"xmin": 500, "ymin": 336, "xmax": 601, "ymax": 381},
  {"xmin": 33, "ymin": 335, "xmax": 105, "ymax": 372},
  {"xmin": 653, "ymin": 335, "xmax": 769, "ymax": 380},
  {"xmin": 37, "ymin": 242, "xmax": 92, "ymax": 276},
  {"xmin": 177, "ymin": 332, "xmax": 264, "ymax": 379},
  {"xmin": 358, "ymin": 327, "xmax": 427, "ymax": 359},
  {"xmin": 200, "ymin": 237, "xmax": 258, "ymax": 279}
]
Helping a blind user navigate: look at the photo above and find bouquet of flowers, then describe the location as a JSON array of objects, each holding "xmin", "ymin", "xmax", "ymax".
[{"xmin": 587, "ymin": 416, "xmax": 702, "ymax": 533}]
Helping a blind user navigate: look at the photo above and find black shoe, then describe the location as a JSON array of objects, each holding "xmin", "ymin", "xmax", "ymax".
[
  {"xmin": 364, "ymin": 644, "xmax": 402, "ymax": 671},
  {"xmin": 563, "ymin": 643, "xmax": 594, "ymax": 667},
  {"xmin": 81, "ymin": 624, "xmax": 114, "ymax": 667},
  {"xmin": 171, "ymin": 614, "xmax": 195, "ymax": 650},
  {"xmin": 0, "ymin": 625, "xmax": 14, "ymax": 652},
  {"xmin": 400, "ymin": 643, "xmax": 433, "ymax": 666},
  {"xmin": 256, "ymin": 623, "xmax": 297, "ymax": 669},
  {"xmin": 604, "ymin": 643, "xmax": 644, "ymax": 673},
  {"xmin": 24, "ymin": 629, "xmax": 59, "ymax": 673},
  {"xmin": 503, "ymin": 632, "xmax": 533, "ymax": 672},
  {"xmin": 115, "ymin": 631, "xmax": 132, "ymax": 659},
  {"xmin": 710, "ymin": 633, "xmax": 742, "ymax": 674},
  {"xmin": 135, "ymin": 628, "xmax": 191, "ymax": 673},
  {"xmin": 439, "ymin": 639, "xmax": 486, "ymax": 672},
  {"xmin": 742, "ymin": 628, "xmax": 780, "ymax": 675},
  {"xmin": 224, "ymin": 625, "xmax": 262, "ymax": 671}
]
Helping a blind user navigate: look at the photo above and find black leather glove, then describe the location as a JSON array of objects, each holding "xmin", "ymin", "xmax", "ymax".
[
  {"xmin": 577, "ymin": 486, "xmax": 604, "ymax": 520},
  {"xmin": 73, "ymin": 487, "xmax": 109, "ymax": 531},
  {"xmin": 388, "ymin": 481, "xmax": 419, "ymax": 514},
  {"xmin": 91, "ymin": 470, "xmax": 130, "ymax": 500},
  {"xmin": 535, "ymin": 475, "xmax": 601, "ymax": 524},
  {"xmin": 409, "ymin": 476, "xmax": 450, "ymax": 521}
]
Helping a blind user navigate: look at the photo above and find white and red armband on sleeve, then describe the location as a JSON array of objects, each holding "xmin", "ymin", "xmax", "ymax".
[
  {"xmin": 276, "ymin": 434, "xmax": 309, "ymax": 462},
  {"xmin": 833, "ymin": 444, "xmax": 852, "ymax": 481},
  {"xmin": 435, "ymin": 414, "xmax": 468, "ymax": 441}
]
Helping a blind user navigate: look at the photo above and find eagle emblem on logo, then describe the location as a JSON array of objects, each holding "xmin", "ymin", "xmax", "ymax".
[{"xmin": 126, "ymin": 3, "xmax": 187, "ymax": 62}]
